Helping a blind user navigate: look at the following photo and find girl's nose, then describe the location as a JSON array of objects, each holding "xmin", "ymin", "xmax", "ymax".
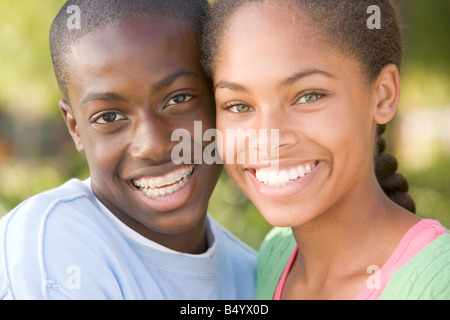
[{"xmin": 255, "ymin": 105, "xmax": 299, "ymax": 156}]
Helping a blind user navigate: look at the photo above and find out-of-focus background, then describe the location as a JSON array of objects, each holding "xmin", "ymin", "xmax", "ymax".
[{"xmin": 0, "ymin": 0, "xmax": 449, "ymax": 250}]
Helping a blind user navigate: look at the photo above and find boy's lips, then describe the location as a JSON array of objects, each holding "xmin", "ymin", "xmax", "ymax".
[{"xmin": 131, "ymin": 164, "xmax": 195, "ymax": 198}]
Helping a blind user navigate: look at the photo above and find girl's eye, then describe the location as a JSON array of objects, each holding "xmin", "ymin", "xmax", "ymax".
[
  {"xmin": 228, "ymin": 104, "xmax": 252, "ymax": 113},
  {"xmin": 94, "ymin": 112, "xmax": 126, "ymax": 124},
  {"xmin": 166, "ymin": 94, "xmax": 194, "ymax": 106},
  {"xmin": 297, "ymin": 92, "xmax": 323, "ymax": 104}
]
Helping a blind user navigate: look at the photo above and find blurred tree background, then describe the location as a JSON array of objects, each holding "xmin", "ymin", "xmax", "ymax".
[{"xmin": 0, "ymin": 0, "xmax": 449, "ymax": 250}]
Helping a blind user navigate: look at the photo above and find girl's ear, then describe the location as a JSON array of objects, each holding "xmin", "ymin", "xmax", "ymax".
[
  {"xmin": 59, "ymin": 99, "xmax": 85, "ymax": 154},
  {"xmin": 373, "ymin": 64, "xmax": 401, "ymax": 125}
]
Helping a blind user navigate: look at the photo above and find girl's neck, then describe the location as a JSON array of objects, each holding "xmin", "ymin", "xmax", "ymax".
[{"xmin": 288, "ymin": 177, "xmax": 419, "ymax": 298}]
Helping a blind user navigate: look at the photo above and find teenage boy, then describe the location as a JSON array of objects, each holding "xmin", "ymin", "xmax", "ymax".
[{"xmin": 0, "ymin": 0, "xmax": 256, "ymax": 300}]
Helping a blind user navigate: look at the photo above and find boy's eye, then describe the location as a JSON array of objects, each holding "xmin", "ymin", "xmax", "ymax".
[
  {"xmin": 228, "ymin": 104, "xmax": 252, "ymax": 113},
  {"xmin": 297, "ymin": 92, "xmax": 323, "ymax": 104},
  {"xmin": 94, "ymin": 112, "xmax": 126, "ymax": 124},
  {"xmin": 166, "ymin": 94, "xmax": 193, "ymax": 106}
]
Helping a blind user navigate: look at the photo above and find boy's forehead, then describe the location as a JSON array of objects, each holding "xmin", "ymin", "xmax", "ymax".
[
  {"xmin": 74, "ymin": 15, "xmax": 193, "ymax": 48},
  {"xmin": 64, "ymin": 15, "xmax": 205, "ymax": 107},
  {"xmin": 67, "ymin": 15, "xmax": 197, "ymax": 68}
]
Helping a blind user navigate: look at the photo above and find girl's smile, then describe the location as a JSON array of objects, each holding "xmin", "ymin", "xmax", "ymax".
[
  {"xmin": 245, "ymin": 160, "xmax": 323, "ymax": 200},
  {"xmin": 203, "ymin": 0, "xmax": 424, "ymax": 300},
  {"xmin": 213, "ymin": 2, "xmax": 385, "ymax": 227}
]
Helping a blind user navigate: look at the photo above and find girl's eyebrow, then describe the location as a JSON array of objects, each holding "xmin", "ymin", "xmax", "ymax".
[
  {"xmin": 214, "ymin": 68, "xmax": 337, "ymax": 93},
  {"xmin": 214, "ymin": 80, "xmax": 247, "ymax": 93},
  {"xmin": 280, "ymin": 69, "xmax": 338, "ymax": 88}
]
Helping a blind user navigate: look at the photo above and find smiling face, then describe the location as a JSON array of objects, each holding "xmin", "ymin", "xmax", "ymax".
[
  {"xmin": 60, "ymin": 16, "xmax": 222, "ymax": 248},
  {"xmin": 213, "ymin": 3, "xmax": 395, "ymax": 227}
]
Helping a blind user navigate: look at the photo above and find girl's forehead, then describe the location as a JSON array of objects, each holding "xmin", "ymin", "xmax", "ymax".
[
  {"xmin": 222, "ymin": 1, "xmax": 329, "ymax": 53},
  {"xmin": 220, "ymin": 4, "xmax": 335, "ymax": 64}
]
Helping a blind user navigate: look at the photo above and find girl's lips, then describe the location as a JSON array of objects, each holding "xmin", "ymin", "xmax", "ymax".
[
  {"xmin": 246, "ymin": 160, "xmax": 323, "ymax": 200},
  {"xmin": 252, "ymin": 160, "xmax": 319, "ymax": 187}
]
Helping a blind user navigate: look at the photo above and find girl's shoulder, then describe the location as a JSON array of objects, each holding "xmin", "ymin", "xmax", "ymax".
[
  {"xmin": 256, "ymin": 227, "xmax": 296, "ymax": 300},
  {"xmin": 380, "ymin": 231, "xmax": 450, "ymax": 299}
]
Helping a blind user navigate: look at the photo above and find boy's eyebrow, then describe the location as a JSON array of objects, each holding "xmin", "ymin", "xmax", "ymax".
[
  {"xmin": 80, "ymin": 70, "xmax": 201, "ymax": 107},
  {"xmin": 151, "ymin": 69, "xmax": 201, "ymax": 94},
  {"xmin": 81, "ymin": 92, "xmax": 127, "ymax": 107}
]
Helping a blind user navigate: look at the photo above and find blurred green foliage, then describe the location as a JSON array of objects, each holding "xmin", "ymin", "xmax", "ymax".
[{"xmin": 0, "ymin": 0, "xmax": 449, "ymax": 251}]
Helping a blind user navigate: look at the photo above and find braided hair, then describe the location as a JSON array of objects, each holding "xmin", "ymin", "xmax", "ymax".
[
  {"xmin": 202, "ymin": 0, "xmax": 416, "ymax": 213},
  {"xmin": 375, "ymin": 124, "xmax": 416, "ymax": 213}
]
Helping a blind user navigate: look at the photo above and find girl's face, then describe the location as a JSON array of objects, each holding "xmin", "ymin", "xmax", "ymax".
[{"xmin": 214, "ymin": 3, "xmax": 382, "ymax": 227}]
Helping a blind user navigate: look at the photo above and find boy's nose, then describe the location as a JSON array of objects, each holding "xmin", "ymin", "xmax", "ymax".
[{"xmin": 129, "ymin": 116, "xmax": 173, "ymax": 162}]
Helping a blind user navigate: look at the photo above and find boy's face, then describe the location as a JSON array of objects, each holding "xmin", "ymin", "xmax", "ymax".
[{"xmin": 60, "ymin": 16, "xmax": 222, "ymax": 250}]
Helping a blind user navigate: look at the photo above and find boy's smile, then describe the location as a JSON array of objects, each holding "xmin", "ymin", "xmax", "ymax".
[
  {"xmin": 132, "ymin": 164, "xmax": 194, "ymax": 197},
  {"xmin": 60, "ymin": 16, "xmax": 222, "ymax": 252}
]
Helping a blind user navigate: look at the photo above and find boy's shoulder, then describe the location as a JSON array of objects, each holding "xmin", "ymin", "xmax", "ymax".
[
  {"xmin": 0, "ymin": 178, "xmax": 114, "ymax": 299},
  {"xmin": 208, "ymin": 218, "xmax": 258, "ymax": 299},
  {"xmin": 1, "ymin": 178, "xmax": 94, "ymax": 222},
  {"xmin": 209, "ymin": 217, "xmax": 257, "ymax": 270},
  {"xmin": 0, "ymin": 178, "xmax": 98, "ymax": 245},
  {"xmin": 210, "ymin": 218, "xmax": 257, "ymax": 257}
]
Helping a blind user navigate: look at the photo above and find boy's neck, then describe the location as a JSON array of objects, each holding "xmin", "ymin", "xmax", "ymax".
[{"xmin": 120, "ymin": 210, "xmax": 210, "ymax": 254}]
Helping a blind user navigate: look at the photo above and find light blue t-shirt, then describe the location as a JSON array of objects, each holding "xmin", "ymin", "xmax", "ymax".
[{"xmin": 0, "ymin": 179, "xmax": 257, "ymax": 300}]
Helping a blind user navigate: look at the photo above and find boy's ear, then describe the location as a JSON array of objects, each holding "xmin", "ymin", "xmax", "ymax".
[
  {"xmin": 59, "ymin": 99, "xmax": 85, "ymax": 154},
  {"xmin": 373, "ymin": 64, "xmax": 401, "ymax": 125}
]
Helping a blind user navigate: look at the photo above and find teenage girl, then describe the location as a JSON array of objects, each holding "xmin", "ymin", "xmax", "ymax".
[{"xmin": 202, "ymin": 0, "xmax": 450, "ymax": 299}]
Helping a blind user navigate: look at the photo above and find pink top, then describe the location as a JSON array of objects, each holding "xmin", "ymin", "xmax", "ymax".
[{"xmin": 273, "ymin": 219, "xmax": 448, "ymax": 300}]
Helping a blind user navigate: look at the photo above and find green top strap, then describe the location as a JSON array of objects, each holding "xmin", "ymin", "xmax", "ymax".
[
  {"xmin": 256, "ymin": 228, "xmax": 450, "ymax": 300},
  {"xmin": 379, "ymin": 233, "xmax": 450, "ymax": 300},
  {"xmin": 256, "ymin": 227, "xmax": 296, "ymax": 300}
]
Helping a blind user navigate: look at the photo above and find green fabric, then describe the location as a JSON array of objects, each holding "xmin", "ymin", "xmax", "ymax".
[
  {"xmin": 256, "ymin": 228, "xmax": 450, "ymax": 300},
  {"xmin": 255, "ymin": 227, "xmax": 296, "ymax": 300},
  {"xmin": 379, "ymin": 233, "xmax": 450, "ymax": 300}
]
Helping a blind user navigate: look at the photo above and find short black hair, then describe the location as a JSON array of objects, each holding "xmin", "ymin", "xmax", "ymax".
[{"xmin": 50, "ymin": 0, "xmax": 209, "ymax": 103}]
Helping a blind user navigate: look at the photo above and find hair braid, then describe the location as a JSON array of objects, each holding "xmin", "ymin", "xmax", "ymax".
[{"xmin": 375, "ymin": 124, "xmax": 416, "ymax": 213}]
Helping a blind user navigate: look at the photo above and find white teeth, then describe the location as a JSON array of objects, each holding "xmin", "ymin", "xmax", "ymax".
[
  {"xmin": 305, "ymin": 164, "xmax": 311, "ymax": 174},
  {"xmin": 133, "ymin": 165, "xmax": 194, "ymax": 197},
  {"xmin": 288, "ymin": 168, "xmax": 298, "ymax": 180},
  {"xmin": 255, "ymin": 162, "xmax": 317, "ymax": 187},
  {"xmin": 278, "ymin": 170, "xmax": 290, "ymax": 185},
  {"xmin": 268, "ymin": 171, "xmax": 278, "ymax": 186},
  {"xmin": 297, "ymin": 165, "xmax": 305, "ymax": 178}
]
